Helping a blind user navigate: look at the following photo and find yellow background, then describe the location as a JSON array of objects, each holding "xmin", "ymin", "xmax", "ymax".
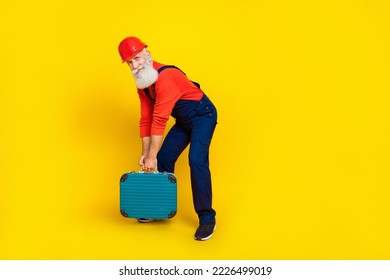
[{"xmin": 1, "ymin": 0, "xmax": 389, "ymax": 259}]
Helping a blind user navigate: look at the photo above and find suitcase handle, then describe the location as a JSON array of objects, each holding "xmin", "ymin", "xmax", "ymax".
[{"xmin": 138, "ymin": 170, "xmax": 159, "ymax": 174}]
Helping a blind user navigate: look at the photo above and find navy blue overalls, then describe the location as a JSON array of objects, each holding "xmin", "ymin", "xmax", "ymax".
[{"xmin": 145, "ymin": 66, "xmax": 217, "ymax": 225}]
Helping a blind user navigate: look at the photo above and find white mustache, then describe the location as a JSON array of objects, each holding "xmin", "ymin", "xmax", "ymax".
[
  {"xmin": 131, "ymin": 62, "xmax": 158, "ymax": 89},
  {"xmin": 132, "ymin": 65, "xmax": 145, "ymax": 76}
]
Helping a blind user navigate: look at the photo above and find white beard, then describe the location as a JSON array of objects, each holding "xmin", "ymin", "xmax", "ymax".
[{"xmin": 132, "ymin": 60, "xmax": 158, "ymax": 89}]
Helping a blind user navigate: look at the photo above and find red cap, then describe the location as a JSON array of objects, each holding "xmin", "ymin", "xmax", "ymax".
[{"xmin": 118, "ymin": 36, "xmax": 148, "ymax": 63}]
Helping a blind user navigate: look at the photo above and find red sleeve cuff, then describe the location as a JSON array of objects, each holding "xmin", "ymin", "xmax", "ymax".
[{"xmin": 150, "ymin": 127, "xmax": 165, "ymax": 135}]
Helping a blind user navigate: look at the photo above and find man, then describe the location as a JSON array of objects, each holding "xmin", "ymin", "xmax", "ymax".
[{"xmin": 118, "ymin": 36, "xmax": 218, "ymax": 241}]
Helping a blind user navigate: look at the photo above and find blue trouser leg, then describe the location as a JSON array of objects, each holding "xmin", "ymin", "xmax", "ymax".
[
  {"xmin": 157, "ymin": 105, "xmax": 217, "ymax": 225},
  {"xmin": 157, "ymin": 124, "xmax": 190, "ymax": 173},
  {"xmin": 187, "ymin": 114, "xmax": 217, "ymax": 225}
]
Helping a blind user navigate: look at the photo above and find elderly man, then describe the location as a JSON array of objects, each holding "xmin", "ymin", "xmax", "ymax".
[{"xmin": 118, "ymin": 36, "xmax": 218, "ymax": 241}]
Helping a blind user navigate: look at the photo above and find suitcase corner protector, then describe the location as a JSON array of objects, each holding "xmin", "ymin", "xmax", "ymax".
[
  {"xmin": 168, "ymin": 174, "xmax": 177, "ymax": 183},
  {"xmin": 120, "ymin": 209, "xmax": 128, "ymax": 217},
  {"xmin": 120, "ymin": 173, "xmax": 128, "ymax": 182},
  {"xmin": 168, "ymin": 211, "xmax": 177, "ymax": 218}
]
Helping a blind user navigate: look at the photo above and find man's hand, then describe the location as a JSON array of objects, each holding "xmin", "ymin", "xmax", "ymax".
[
  {"xmin": 140, "ymin": 135, "xmax": 162, "ymax": 172},
  {"xmin": 138, "ymin": 155, "xmax": 146, "ymax": 170},
  {"xmin": 141, "ymin": 154, "xmax": 157, "ymax": 172}
]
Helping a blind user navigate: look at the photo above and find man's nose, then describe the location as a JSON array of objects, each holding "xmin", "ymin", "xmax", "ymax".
[{"xmin": 130, "ymin": 60, "xmax": 138, "ymax": 69}]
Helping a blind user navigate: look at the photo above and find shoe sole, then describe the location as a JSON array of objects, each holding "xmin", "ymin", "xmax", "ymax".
[{"xmin": 195, "ymin": 225, "xmax": 216, "ymax": 241}]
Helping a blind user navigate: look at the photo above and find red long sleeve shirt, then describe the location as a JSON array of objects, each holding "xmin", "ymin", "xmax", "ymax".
[{"xmin": 137, "ymin": 61, "xmax": 203, "ymax": 137}]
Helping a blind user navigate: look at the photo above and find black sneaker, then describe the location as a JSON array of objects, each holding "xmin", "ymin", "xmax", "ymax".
[
  {"xmin": 137, "ymin": 218, "xmax": 156, "ymax": 223},
  {"xmin": 194, "ymin": 223, "xmax": 216, "ymax": 241}
]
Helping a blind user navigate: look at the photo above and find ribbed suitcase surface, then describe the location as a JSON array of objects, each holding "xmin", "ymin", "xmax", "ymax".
[{"xmin": 120, "ymin": 172, "xmax": 177, "ymax": 220}]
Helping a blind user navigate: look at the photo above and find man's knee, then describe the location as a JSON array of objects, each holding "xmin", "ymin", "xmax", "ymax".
[
  {"xmin": 157, "ymin": 150, "xmax": 178, "ymax": 171},
  {"xmin": 157, "ymin": 151, "xmax": 170, "ymax": 164}
]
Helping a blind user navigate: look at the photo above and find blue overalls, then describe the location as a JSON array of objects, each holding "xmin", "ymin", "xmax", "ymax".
[
  {"xmin": 157, "ymin": 94, "xmax": 218, "ymax": 225},
  {"xmin": 148, "ymin": 66, "xmax": 217, "ymax": 225}
]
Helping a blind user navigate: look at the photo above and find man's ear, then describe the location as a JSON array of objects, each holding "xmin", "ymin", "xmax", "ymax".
[{"xmin": 146, "ymin": 50, "xmax": 152, "ymax": 62}]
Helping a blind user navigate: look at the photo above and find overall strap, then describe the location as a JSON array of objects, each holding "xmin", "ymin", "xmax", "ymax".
[
  {"xmin": 143, "ymin": 65, "xmax": 201, "ymax": 104},
  {"xmin": 143, "ymin": 88, "xmax": 154, "ymax": 103},
  {"xmin": 159, "ymin": 65, "xmax": 201, "ymax": 89}
]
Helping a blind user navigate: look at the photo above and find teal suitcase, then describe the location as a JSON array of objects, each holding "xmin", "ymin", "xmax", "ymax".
[{"xmin": 120, "ymin": 171, "xmax": 177, "ymax": 220}]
